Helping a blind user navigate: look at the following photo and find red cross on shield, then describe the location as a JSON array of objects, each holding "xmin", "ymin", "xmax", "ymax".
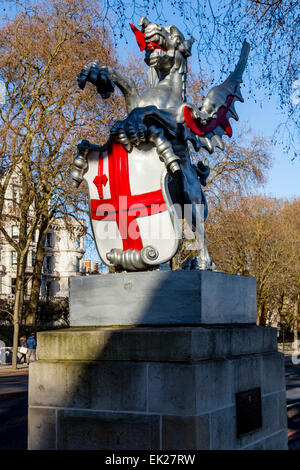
[{"xmin": 84, "ymin": 142, "xmax": 180, "ymax": 267}]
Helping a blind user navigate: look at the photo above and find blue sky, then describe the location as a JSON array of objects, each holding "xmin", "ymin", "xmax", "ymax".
[{"xmin": 239, "ymin": 100, "xmax": 300, "ymax": 200}]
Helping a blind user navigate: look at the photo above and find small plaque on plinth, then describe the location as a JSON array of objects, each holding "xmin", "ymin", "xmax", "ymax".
[{"xmin": 236, "ymin": 387, "xmax": 262, "ymax": 437}]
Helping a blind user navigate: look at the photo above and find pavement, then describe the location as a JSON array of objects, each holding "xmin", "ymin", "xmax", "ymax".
[
  {"xmin": 283, "ymin": 351, "xmax": 300, "ymax": 449},
  {"xmin": 0, "ymin": 363, "xmax": 29, "ymax": 373},
  {"xmin": 286, "ymin": 355, "xmax": 300, "ymax": 404}
]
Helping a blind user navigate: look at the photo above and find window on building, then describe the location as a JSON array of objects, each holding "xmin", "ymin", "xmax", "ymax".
[
  {"xmin": 12, "ymin": 226, "xmax": 19, "ymax": 240},
  {"xmin": 11, "ymin": 251, "xmax": 17, "ymax": 265},
  {"xmin": 46, "ymin": 282, "xmax": 51, "ymax": 297},
  {"xmin": 12, "ymin": 186, "xmax": 17, "ymax": 208},
  {"xmin": 11, "ymin": 278, "xmax": 16, "ymax": 294},
  {"xmin": 24, "ymin": 276, "xmax": 30, "ymax": 295},
  {"xmin": 41, "ymin": 278, "xmax": 45, "ymax": 296},
  {"xmin": 76, "ymin": 256, "xmax": 80, "ymax": 273},
  {"xmin": 45, "ymin": 256, "xmax": 52, "ymax": 272},
  {"xmin": 32, "ymin": 251, "xmax": 36, "ymax": 266},
  {"xmin": 45, "ymin": 232, "xmax": 53, "ymax": 247}
]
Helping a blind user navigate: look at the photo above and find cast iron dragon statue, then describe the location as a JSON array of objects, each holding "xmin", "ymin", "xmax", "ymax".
[{"xmin": 72, "ymin": 17, "xmax": 250, "ymax": 271}]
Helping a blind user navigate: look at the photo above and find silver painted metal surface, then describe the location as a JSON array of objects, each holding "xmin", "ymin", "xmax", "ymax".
[
  {"xmin": 73, "ymin": 18, "xmax": 250, "ymax": 270},
  {"xmin": 106, "ymin": 245, "xmax": 159, "ymax": 271}
]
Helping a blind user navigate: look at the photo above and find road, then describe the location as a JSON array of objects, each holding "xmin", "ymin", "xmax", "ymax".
[
  {"xmin": 0, "ymin": 370, "xmax": 28, "ymax": 450},
  {"xmin": 0, "ymin": 370, "xmax": 28, "ymax": 397},
  {"xmin": 285, "ymin": 353, "xmax": 300, "ymax": 403},
  {"xmin": 285, "ymin": 353, "xmax": 300, "ymax": 448}
]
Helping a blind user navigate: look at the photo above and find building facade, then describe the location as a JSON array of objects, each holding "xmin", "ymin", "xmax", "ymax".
[{"xmin": 0, "ymin": 173, "xmax": 85, "ymax": 302}]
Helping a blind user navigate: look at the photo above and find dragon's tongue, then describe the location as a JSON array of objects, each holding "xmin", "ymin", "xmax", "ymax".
[
  {"xmin": 147, "ymin": 42, "xmax": 166, "ymax": 51},
  {"xmin": 129, "ymin": 23, "xmax": 166, "ymax": 52}
]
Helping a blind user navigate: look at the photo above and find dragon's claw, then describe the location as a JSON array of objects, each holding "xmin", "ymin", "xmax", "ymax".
[
  {"xmin": 76, "ymin": 63, "xmax": 115, "ymax": 98},
  {"xmin": 109, "ymin": 109, "xmax": 150, "ymax": 151}
]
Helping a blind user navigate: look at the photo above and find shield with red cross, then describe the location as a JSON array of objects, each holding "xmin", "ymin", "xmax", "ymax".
[{"xmin": 83, "ymin": 141, "xmax": 180, "ymax": 268}]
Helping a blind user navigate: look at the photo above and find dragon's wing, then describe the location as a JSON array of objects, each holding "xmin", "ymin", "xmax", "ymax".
[{"xmin": 179, "ymin": 40, "xmax": 250, "ymax": 154}]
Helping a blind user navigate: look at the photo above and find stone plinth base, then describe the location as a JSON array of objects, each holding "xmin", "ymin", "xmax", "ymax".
[
  {"xmin": 69, "ymin": 270, "xmax": 257, "ymax": 326},
  {"xmin": 28, "ymin": 326, "xmax": 288, "ymax": 450}
]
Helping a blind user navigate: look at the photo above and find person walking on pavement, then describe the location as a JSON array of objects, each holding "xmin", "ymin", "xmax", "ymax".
[
  {"xmin": 26, "ymin": 333, "xmax": 37, "ymax": 364},
  {"xmin": 19, "ymin": 336, "xmax": 27, "ymax": 364}
]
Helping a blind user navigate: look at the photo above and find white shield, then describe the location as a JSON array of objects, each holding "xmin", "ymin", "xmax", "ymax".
[{"xmin": 84, "ymin": 141, "xmax": 180, "ymax": 267}]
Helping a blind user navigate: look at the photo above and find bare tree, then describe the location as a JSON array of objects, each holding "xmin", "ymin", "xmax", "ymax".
[
  {"xmin": 206, "ymin": 193, "xmax": 300, "ymax": 326},
  {"xmin": 0, "ymin": 0, "xmax": 125, "ymax": 365}
]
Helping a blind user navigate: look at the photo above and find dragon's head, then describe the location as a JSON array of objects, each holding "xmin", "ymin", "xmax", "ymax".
[{"xmin": 130, "ymin": 17, "xmax": 194, "ymax": 76}]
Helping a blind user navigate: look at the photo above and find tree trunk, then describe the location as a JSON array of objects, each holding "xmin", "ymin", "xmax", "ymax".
[
  {"xmin": 25, "ymin": 216, "xmax": 50, "ymax": 325},
  {"xmin": 259, "ymin": 302, "xmax": 268, "ymax": 326},
  {"xmin": 256, "ymin": 301, "xmax": 262, "ymax": 326},
  {"xmin": 278, "ymin": 293, "xmax": 287, "ymax": 322},
  {"xmin": 11, "ymin": 255, "xmax": 26, "ymax": 369}
]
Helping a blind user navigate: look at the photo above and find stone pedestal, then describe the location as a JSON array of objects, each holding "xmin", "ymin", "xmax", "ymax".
[
  {"xmin": 28, "ymin": 271, "xmax": 287, "ymax": 450},
  {"xmin": 28, "ymin": 325, "xmax": 288, "ymax": 450},
  {"xmin": 69, "ymin": 270, "xmax": 257, "ymax": 326}
]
